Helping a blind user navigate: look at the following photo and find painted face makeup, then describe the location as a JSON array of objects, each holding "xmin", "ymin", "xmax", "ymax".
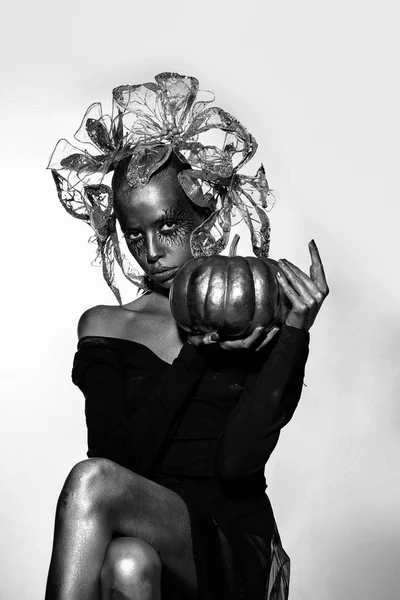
[
  {"xmin": 123, "ymin": 203, "xmax": 196, "ymax": 256},
  {"xmin": 115, "ymin": 175, "xmax": 206, "ymax": 290}
]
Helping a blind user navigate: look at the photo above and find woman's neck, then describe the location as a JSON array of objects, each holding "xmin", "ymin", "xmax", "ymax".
[{"xmin": 142, "ymin": 288, "xmax": 173, "ymax": 317}]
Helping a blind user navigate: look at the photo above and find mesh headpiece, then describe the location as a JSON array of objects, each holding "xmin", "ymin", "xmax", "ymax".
[{"xmin": 47, "ymin": 72, "xmax": 275, "ymax": 303}]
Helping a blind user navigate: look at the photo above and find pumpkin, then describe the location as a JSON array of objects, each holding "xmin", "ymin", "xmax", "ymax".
[{"xmin": 169, "ymin": 234, "xmax": 291, "ymax": 339}]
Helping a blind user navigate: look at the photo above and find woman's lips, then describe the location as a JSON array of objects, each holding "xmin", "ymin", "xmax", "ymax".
[{"xmin": 149, "ymin": 267, "xmax": 179, "ymax": 282}]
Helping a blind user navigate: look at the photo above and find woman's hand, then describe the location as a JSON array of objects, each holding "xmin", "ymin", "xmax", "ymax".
[
  {"xmin": 188, "ymin": 326, "xmax": 280, "ymax": 352},
  {"xmin": 277, "ymin": 239, "xmax": 329, "ymax": 331}
]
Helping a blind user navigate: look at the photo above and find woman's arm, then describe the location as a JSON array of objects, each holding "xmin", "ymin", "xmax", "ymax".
[
  {"xmin": 215, "ymin": 240, "xmax": 328, "ymax": 480},
  {"xmin": 72, "ymin": 340, "xmax": 207, "ymax": 475},
  {"xmin": 215, "ymin": 324, "xmax": 310, "ymax": 479}
]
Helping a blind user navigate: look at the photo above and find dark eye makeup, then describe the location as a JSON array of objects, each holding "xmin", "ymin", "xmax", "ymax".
[{"xmin": 122, "ymin": 204, "xmax": 196, "ymax": 255}]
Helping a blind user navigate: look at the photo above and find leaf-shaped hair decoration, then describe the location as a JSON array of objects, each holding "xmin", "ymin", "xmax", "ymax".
[
  {"xmin": 190, "ymin": 203, "xmax": 232, "ymax": 257},
  {"xmin": 184, "ymin": 143, "xmax": 233, "ymax": 179},
  {"xmin": 82, "ymin": 184, "xmax": 115, "ymax": 241},
  {"xmin": 86, "ymin": 119, "xmax": 115, "ymax": 153},
  {"xmin": 126, "ymin": 144, "xmax": 172, "ymax": 187},
  {"xmin": 110, "ymin": 231, "xmax": 149, "ymax": 290},
  {"xmin": 178, "ymin": 168, "xmax": 224, "ymax": 209},
  {"xmin": 52, "ymin": 171, "xmax": 89, "ymax": 221},
  {"xmin": 60, "ymin": 152, "xmax": 104, "ymax": 172},
  {"xmin": 231, "ymin": 185, "xmax": 271, "ymax": 257},
  {"xmin": 178, "ymin": 169, "xmax": 207, "ymax": 207},
  {"xmin": 100, "ymin": 237, "xmax": 122, "ymax": 305},
  {"xmin": 184, "ymin": 107, "xmax": 257, "ymax": 172},
  {"xmin": 247, "ymin": 202, "xmax": 271, "ymax": 257},
  {"xmin": 155, "ymin": 72, "xmax": 199, "ymax": 131},
  {"xmin": 84, "ymin": 183, "xmax": 113, "ymax": 210},
  {"xmin": 237, "ymin": 164, "xmax": 275, "ymax": 211}
]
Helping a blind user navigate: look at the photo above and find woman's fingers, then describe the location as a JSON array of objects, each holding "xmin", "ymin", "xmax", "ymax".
[
  {"xmin": 308, "ymin": 239, "xmax": 329, "ymax": 295},
  {"xmin": 278, "ymin": 260, "xmax": 316, "ymax": 305},
  {"xmin": 217, "ymin": 326, "xmax": 266, "ymax": 351},
  {"xmin": 276, "ymin": 269, "xmax": 306, "ymax": 310},
  {"xmin": 188, "ymin": 331, "xmax": 219, "ymax": 346},
  {"xmin": 189, "ymin": 326, "xmax": 279, "ymax": 352},
  {"xmin": 276, "ymin": 268, "xmax": 312, "ymax": 329},
  {"xmin": 219, "ymin": 325, "xmax": 281, "ymax": 352}
]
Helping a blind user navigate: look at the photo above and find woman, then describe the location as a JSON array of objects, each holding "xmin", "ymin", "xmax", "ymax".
[{"xmin": 45, "ymin": 73, "xmax": 328, "ymax": 600}]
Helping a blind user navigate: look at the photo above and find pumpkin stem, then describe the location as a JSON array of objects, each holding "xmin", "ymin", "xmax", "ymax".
[
  {"xmin": 229, "ymin": 233, "xmax": 240, "ymax": 257},
  {"xmin": 228, "ymin": 233, "xmax": 240, "ymax": 257}
]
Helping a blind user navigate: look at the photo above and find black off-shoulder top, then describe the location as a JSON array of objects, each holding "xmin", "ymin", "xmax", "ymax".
[{"xmin": 71, "ymin": 324, "xmax": 310, "ymax": 484}]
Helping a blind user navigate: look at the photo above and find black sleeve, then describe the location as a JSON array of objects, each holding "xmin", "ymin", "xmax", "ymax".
[
  {"xmin": 215, "ymin": 324, "xmax": 310, "ymax": 480},
  {"xmin": 71, "ymin": 340, "xmax": 207, "ymax": 475}
]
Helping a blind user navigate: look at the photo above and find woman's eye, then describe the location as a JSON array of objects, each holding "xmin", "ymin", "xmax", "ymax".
[
  {"xmin": 162, "ymin": 221, "xmax": 177, "ymax": 232},
  {"xmin": 125, "ymin": 232, "xmax": 142, "ymax": 242}
]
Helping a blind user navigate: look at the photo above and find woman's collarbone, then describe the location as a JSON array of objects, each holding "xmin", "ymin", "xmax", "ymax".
[{"xmin": 118, "ymin": 306, "xmax": 186, "ymax": 362}]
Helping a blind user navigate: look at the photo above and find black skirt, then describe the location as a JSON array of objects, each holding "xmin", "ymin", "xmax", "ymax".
[{"xmin": 151, "ymin": 474, "xmax": 290, "ymax": 600}]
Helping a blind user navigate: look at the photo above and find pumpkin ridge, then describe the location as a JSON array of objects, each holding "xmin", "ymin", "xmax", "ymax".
[
  {"xmin": 222, "ymin": 257, "xmax": 230, "ymax": 334},
  {"xmin": 244, "ymin": 257, "xmax": 256, "ymax": 334},
  {"xmin": 247, "ymin": 258, "xmax": 257, "ymax": 327},
  {"xmin": 224, "ymin": 256, "xmax": 254, "ymax": 337},
  {"xmin": 196, "ymin": 259, "xmax": 213, "ymax": 331},
  {"xmin": 171, "ymin": 260, "xmax": 196, "ymax": 331},
  {"xmin": 205, "ymin": 256, "xmax": 227, "ymax": 332},
  {"xmin": 187, "ymin": 261, "xmax": 204, "ymax": 333}
]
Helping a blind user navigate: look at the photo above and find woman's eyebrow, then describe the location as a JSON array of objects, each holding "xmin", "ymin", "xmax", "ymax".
[
  {"xmin": 153, "ymin": 208, "xmax": 177, "ymax": 224},
  {"xmin": 159, "ymin": 203, "xmax": 184, "ymax": 221},
  {"xmin": 125, "ymin": 204, "xmax": 185, "ymax": 231}
]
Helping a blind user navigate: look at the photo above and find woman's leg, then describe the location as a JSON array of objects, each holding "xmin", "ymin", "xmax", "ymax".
[
  {"xmin": 45, "ymin": 458, "xmax": 198, "ymax": 600},
  {"xmin": 100, "ymin": 537, "xmax": 162, "ymax": 600}
]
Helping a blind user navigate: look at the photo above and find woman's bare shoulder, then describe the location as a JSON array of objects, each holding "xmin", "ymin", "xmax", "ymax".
[{"xmin": 77, "ymin": 299, "xmax": 147, "ymax": 341}]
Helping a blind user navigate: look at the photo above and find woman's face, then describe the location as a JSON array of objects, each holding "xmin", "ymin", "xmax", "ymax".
[{"xmin": 115, "ymin": 175, "xmax": 207, "ymax": 291}]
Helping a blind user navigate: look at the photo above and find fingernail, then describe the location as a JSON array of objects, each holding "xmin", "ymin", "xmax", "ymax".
[
  {"xmin": 276, "ymin": 271, "xmax": 282, "ymax": 278},
  {"xmin": 210, "ymin": 332, "xmax": 219, "ymax": 341},
  {"xmin": 310, "ymin": 239, "xmax": 315, "ymax": 246}
]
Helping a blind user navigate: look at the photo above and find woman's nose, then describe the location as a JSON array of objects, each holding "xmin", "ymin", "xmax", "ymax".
[{"xmin": 145, "ymin": 233, "xmax": 165, "ymax": 263}]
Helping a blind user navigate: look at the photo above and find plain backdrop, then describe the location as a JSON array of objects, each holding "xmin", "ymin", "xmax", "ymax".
[{"xmin": 1, "ymin": 1, "xmax": 399, "ymax": 598}]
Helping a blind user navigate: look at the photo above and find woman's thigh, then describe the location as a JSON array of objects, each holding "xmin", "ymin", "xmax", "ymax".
[{"xmin": 67, "ymin": 458, "xmax": 197, "ymax": 586}]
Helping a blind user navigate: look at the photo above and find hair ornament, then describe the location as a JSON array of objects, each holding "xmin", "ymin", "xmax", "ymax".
[{"xmin": 47, "ymin": 72, "xmax": 275, "ymax": 303}]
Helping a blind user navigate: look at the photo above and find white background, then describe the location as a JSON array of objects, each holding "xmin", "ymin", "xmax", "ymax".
[{"xmin": 1, "ymin": 1, "xmax": 399, "ymax": 598}]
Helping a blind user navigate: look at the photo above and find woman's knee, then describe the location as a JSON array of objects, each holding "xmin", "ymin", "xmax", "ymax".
[
  {"xmin": 100, "ymin": 537, "xmax": 162, "ymax": 588},
  {"xmin": 56, "ymin": 458, "xmax": 117, "ymax": 515}
]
